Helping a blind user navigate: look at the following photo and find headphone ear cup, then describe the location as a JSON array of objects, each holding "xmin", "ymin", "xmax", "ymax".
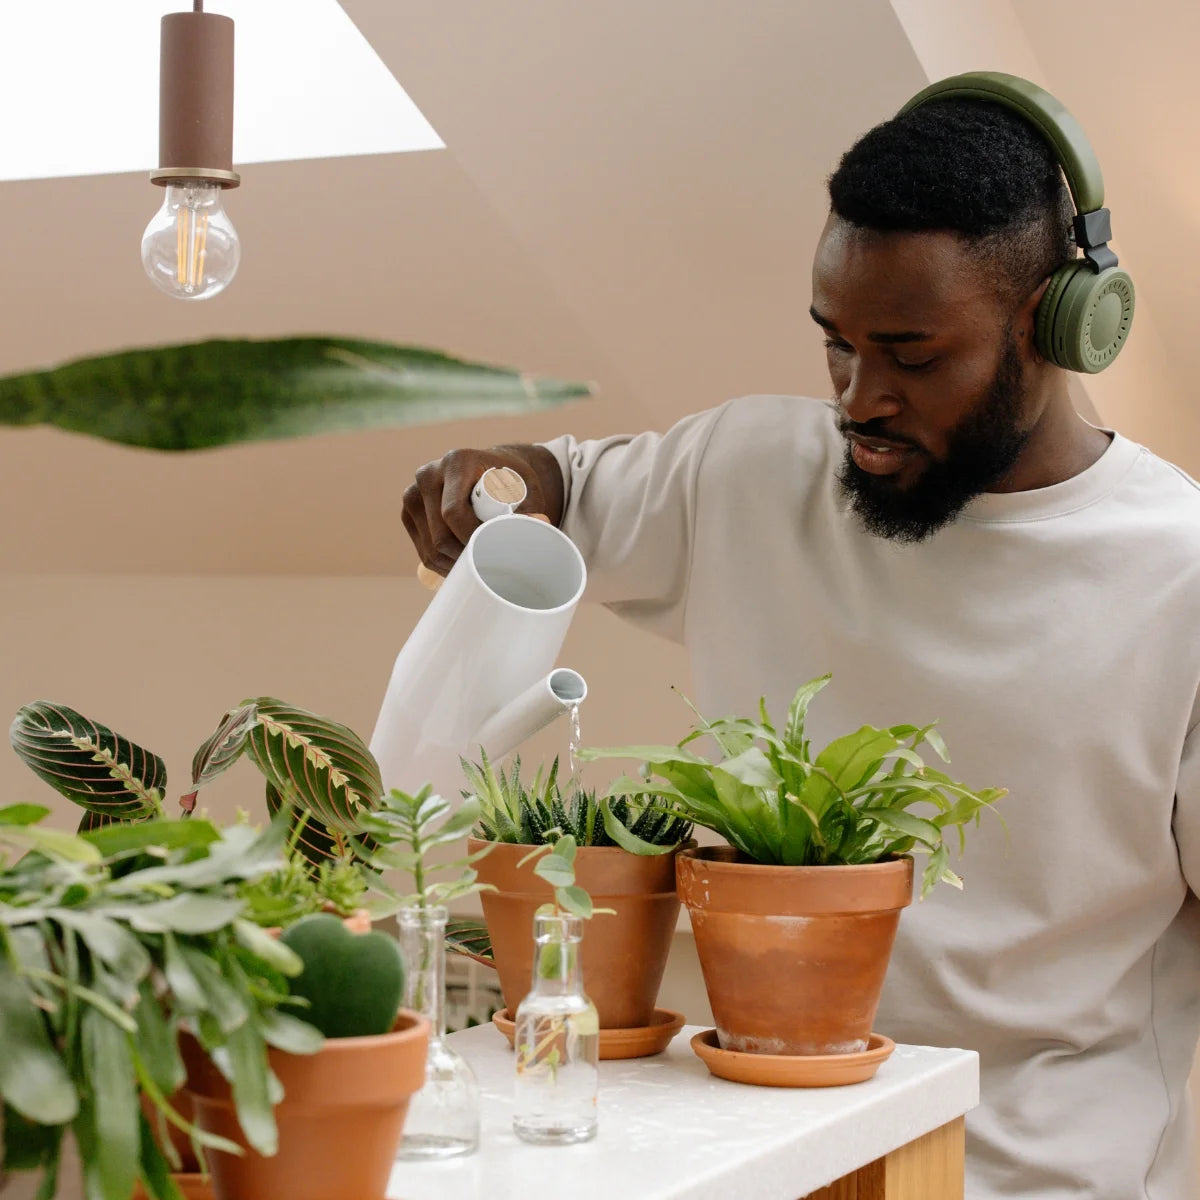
[{"xmin": 1035, "ymin": 263, "xmax": 1135, "ymax": 373}]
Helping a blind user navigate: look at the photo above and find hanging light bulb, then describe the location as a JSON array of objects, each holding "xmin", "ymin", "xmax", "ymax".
[
  {"xmin": 143, "ymin": 2, "xmax": 241, "ymax": 301},
  {"xmin": 142, "ymin": 182, "xmax": 240, "ymax": 300}
]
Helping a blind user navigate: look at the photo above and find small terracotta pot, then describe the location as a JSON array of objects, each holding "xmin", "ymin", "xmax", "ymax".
[
  {"xmin": 471, "ymin": 837, "xmax": 686, "ymax": 1029},
  {"xmin": 181, "ymin": 1011, "xmax": 430, "ymax": 1200},
  {"xmin": 676, "ymin": 847, "xmax": 913, "ymax": 1055}
]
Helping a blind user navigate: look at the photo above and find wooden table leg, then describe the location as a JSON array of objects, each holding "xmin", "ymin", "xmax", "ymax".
[{"xmin": 801, "ymin": 1117, "xmax": 965, "ymax": 1200}]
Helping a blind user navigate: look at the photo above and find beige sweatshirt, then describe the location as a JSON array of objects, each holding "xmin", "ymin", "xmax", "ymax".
[{"xmin": 543, "ymin": 395, "xmax": 1200, "ymax": 1200}]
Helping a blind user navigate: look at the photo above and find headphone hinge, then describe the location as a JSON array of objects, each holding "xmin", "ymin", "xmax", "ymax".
[{"xmin": 1074, "ymin": 209, "xmax": 1118, "ymax": 272}]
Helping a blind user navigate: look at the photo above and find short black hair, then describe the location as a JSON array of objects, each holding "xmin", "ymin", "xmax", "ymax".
[{"xmin": 827, "ymin": 99, "xmax": 1075, "ymax": 303}]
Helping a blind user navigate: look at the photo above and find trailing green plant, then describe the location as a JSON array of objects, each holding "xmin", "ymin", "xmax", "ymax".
[
  {"xmin": 462, "ymin": 751, "xmax": 692, "ymax": 853},
  {"xmin": 579, "ymin": 674, "xmax": 1006, "ymax": 899},
  {"xmin": 0, "ymin": 805, "xmax": 323, "ymax": 1200}
]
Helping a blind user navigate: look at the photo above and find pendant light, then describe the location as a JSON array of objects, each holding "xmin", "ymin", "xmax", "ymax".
[{"xmin": 141, "ymin": 1, "xmax": 241, "ymax": 300}]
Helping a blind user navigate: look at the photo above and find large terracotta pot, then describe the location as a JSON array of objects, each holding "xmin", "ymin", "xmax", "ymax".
[
  {"xmin": 471, "ymin": 837, "xmax": 686, "ymax": 1028},
  {"xmin": 676, "ymin": 847, "xmax": 913, "ymax": 1055},
  {"xmin": 181, "ymin": 1011, "xmax": 430, "ymax": 1200}
]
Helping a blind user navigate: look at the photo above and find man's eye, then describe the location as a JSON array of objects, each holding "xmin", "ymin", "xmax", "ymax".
[
  {"xmin": 895, "ymin": 358, "xmax": 937, "ymax": 373},
  {"xmin": 823, "ymin": 338, "xmax": 851, "ymax": 353}
]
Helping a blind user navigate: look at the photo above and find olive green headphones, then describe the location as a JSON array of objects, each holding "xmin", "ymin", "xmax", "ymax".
[{"xmin": 898, "ymin": 71, "xmax": 1134, "ymax": 374}]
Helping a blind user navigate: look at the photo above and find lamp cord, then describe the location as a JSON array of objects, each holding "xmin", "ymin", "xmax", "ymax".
[{"xmin": 193, "ymin": 0, "xmax": 202, "ymax": 10}]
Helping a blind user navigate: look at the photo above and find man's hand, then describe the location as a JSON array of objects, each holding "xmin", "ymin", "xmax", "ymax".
[{"xmin": 401, "ymin": 444, "xmax": 565, "ymax": 577}]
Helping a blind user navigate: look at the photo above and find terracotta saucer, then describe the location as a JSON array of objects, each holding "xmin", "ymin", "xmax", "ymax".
[
  {"xmin": 690, "ymin": 1029, "xmax": 895, "ymax": 1087},
  {"xmin": 492, "ymin": 1007, "xmax": 686, "ymax": 1059}
]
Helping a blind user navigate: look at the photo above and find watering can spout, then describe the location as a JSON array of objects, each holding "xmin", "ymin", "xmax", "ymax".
[{"xmin": 476, "ymin": 669, "xmax": 588, "ymax": 762}]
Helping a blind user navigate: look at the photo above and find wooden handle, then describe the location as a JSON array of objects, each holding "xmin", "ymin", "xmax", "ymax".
[{"xmin": 415, "ymin": 513, "xmax": 550, "ymax": 591}]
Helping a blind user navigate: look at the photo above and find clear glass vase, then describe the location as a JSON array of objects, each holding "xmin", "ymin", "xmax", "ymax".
[
  {"xmin": 395, "ymin": 905, "xmax": 480, "ymax": 1160},
  {"xmin": 512, "ymin": 913, "xmax": 600, "ymax": 1145}
]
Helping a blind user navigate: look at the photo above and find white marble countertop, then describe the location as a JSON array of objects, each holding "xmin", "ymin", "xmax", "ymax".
[{"xmin": 387, "ymin": 1024, "xmax": 978, "ymax": 1200}]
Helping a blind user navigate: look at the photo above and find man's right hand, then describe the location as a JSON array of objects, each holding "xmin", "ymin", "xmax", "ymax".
[{"xmin": 401, "ymin": 443, "xmax": 566, "ymax": 578}]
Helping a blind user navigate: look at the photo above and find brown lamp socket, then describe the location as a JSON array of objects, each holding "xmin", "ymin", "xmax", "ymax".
[{"xmin": 152, "ymin": 11, "xmax": 240, "ymax": 188}]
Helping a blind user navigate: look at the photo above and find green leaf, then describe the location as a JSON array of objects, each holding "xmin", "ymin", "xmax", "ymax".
[
  {"xmin": 599, "ymin": 800, "xmax": 679, "ymax": 855},
  {"xmin": 133, "ymin": 983, "xmax": 185, "ymax": 1096},
  {"xmin": 82, "ymin": 817, "xmax": 221, "ymax": 858},
  {"xmin": 0, "ymin": 336, "xmax": 591, "ymax": 451},
  {"xmin": 3, "ymin": 1101, "xmax": 63, "ymax": 1171},
  {"xmin": 533, "ymin": 854, "xmax": 575, "ymax": 888},
  {"xmin": 0, "ymin": 804, "xmax": 51, "ymax": 826},
  {"xmin": 178, "ymin": 947, "xmax": 248, "ymax": 1034},
  {"xmin": 221, "ymin": 1020, "xmax": 277, "ymax": 1156},
  {"xmin": 137, "ymin": 1109, "xmax": 184, "ymax": 1200},
  {"xmin": 80, "ymin": 1004, "xmax": 139, "ymax": 1200},
  {"xmin": 119, "ymin": 894, "xmax": 245, "ymax": 935},
  {"xmin": 785, "ymin": 675, "xmax": 831, "ymax": 750},
  {"xmin": 245, "ymin": 698, "xmax": 381, "ymax": 841},
  {"xmin": 859, "ymin": 807, "xmax": 942, "ymax": 846},
  {"xmin": 0, "ymin": 940, "xmax": 78, "ymax": 1124},
  {"xmin": 51, "ymin": 910, "xmax": 150, "ymax": 979},
  {"xmin": 0, "ymin": 825, "xmax": 102, "ymax": 864},
  {"xmin": 9, "ymin": 702, "xmax": 165, "ymax": 822},
  {"xmin": 443, "ymin": 917, "xmax": 494, "ymax": 964},
  {"xmin": 189, "ymin": 704, "xmax": 257, "ymax": 793},
  {"xmin": 161, "ymin": 933, "xmax": 207, "ymax": 1013},
  {"xmin": 232, "ymin": 919, "xmax": 303, "ymax": 977},
  {"xmin": 259, "ymin": 1009, "xmax": 325, "ymax": 1056},
  {"xmin": 555, "ymin": 886, "xmax": 593, "ymax": 919}
]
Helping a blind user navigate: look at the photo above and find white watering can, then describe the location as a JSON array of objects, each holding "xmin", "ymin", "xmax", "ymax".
[{"xmin": 369, "ymin": 469, "xmax": 588, "ymax": 799}]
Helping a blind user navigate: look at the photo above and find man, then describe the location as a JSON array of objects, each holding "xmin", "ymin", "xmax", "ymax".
[{"xmin": 402, "ymin": 89, "xmax": 1200, "ymax": 1199}]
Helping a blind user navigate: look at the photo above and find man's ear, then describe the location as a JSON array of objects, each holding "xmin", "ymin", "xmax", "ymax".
[{"xmin": 1019, "ymin": 277, "xmax": 1053, "ymax": 362}]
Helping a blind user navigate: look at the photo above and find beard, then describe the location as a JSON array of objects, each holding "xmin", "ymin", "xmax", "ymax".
[{"xmin": 836, "ymin": 330, "xmax": 1030, "ymax": 544}]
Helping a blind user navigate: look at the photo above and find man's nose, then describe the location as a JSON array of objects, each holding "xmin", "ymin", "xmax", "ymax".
[{"xmin": 838, "ymin": 360, "xmax": 902, "ymax": 426}]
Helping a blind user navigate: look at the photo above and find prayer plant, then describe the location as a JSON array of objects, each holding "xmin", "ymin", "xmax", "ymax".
[
  {"xmin": 579, "ymin": 674, "xmax": 1006, "ymax": 899},
  {"xmin": 8, "ymin": 697, "xmax": 383, "ymax": 880}
]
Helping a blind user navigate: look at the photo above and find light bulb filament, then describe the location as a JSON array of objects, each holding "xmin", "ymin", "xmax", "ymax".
[{"xmin": 174, "ymin": 203, "xmax": 210, "ymax": 290}]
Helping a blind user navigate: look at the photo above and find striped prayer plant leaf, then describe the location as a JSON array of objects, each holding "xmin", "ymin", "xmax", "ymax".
[
  {"xmin": 8, "ymin": 703, "xmax": 165, "ymax": 829},
  {"xmin": 245, "ymin": 699, "xmax": 382, "ymax": 858}
]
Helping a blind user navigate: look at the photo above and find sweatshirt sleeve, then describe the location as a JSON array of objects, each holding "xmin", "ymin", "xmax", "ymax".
[
  {"xmin": 539, "ymin": 403, "xmax": 730, "ymax": 643},
  {"xmin": 1175, "ymin": 715, "xmax": 1200, "ymax": 895}
]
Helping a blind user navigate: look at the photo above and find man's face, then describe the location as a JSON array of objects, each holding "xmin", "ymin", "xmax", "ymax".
[{"xmin": 810, "ymin": 216, "xmax": 1035, "ymax": 543}]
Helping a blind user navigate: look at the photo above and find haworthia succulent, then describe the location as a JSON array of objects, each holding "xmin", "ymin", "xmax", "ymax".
[{"xmin": 0, "ymin": 337, "xmax": 592, "ymax": 451}]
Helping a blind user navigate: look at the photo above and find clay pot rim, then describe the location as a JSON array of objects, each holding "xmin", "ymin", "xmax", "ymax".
[
  {"xmin": 678, "ymin": 846, "xmax": 912, "ymax": 875},
  {"xmin": 468, "ymin": 836, "xmax": 695, "ymax": 857},
  {"xmin": 307, "ymin": 1008, "xmax": 429, "ymax": 1052}
]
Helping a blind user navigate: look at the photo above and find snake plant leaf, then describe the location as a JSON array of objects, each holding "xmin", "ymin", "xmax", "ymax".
[
  {"xmin": 9, "ymin": 703, "xmax": 165, "ymax": 823},
  {"xmin": 181, "ymin": 703, "xmax": 257, "ymax": 814},
  {"xmin": 246, "ymin": 698, "xmax": 381, "ymax": 843},
  {"xmin": 0, "ymin": 337, "xmax": 593, "ymax": 452}
]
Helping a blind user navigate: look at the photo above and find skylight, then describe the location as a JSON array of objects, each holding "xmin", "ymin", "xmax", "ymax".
[{"xmin": 0, "ymin": 0, "xmax": 443, "ymax": 183}]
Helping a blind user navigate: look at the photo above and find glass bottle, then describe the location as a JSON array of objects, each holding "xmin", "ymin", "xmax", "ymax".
[
  {"xmin": 512, "ymin": 913, "xmax": 599, "ymax": 1145},
  {"xmin": 395, "ymin": 905, "xmax": 480, "ymax": 1160}
]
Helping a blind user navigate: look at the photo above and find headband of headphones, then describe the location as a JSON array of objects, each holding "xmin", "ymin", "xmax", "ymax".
[{"xmin": 897, "ymin": 71, "xmax": 1117, "ymax": 273}]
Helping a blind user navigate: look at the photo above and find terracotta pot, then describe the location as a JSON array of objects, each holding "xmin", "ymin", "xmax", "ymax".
[
  {"xmin": 471, "ymin": 837, "xmax": 686, "ymax": 1029},
  {"xmin": 131, "ymin": 1175, "xmax": 213, "ymax": 1200},
  {"xmin": 676, "ymin": 847, "xmax": 913, "ymax": 1055},
  {"xmin": 180, "ymin": 1011, "xmax": 430, "ymax": 1200}
]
